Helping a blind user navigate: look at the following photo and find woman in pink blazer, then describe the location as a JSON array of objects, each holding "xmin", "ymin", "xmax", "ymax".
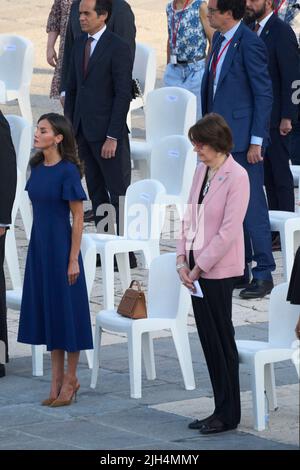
[{"xmin": 176, "ymin": 113, "xmax": 250, "ymax": 434}]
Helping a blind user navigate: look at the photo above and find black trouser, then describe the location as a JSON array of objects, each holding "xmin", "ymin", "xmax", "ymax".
[
  {"xmin": 264, "ymin": 128, "xmax": 295, "ymax": 212},
  {"xmin": 77, "ymin": 127, "xmax": 131, "ymax": 234},
  {"xmin": 190, "ymin": 252, "xmax": 241, "ymax": 427},
  {"xmin": 0, "ymin": 231, "xmax": 8, "ymax": 363}
]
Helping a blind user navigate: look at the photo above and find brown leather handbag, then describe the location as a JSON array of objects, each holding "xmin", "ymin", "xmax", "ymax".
[{"xmin": 117, "ymin": 281, "xmax": 147, "ymax": 319}]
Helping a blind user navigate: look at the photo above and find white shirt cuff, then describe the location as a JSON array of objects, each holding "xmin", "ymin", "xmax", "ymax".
[{"xmin": 250, "ymin": 136, "xmax": 263, "ymax": 146}]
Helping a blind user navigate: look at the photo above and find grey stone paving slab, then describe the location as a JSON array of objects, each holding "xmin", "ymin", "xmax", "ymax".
[{"xmin": 11, "ymin": 419, "xmax": 164, "ymax": 450}]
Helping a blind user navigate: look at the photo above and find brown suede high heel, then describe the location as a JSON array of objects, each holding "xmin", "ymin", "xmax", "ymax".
[
  {"xmin": 50, "ymin": 382, "xmax": 80, "ymax": 408},
  {"xmin": 41, "ymin": 382, "xmax": 62, "ymax": 406}
]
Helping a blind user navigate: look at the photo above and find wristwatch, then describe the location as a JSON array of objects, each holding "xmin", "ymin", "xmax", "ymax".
[{"xmin": 176, "ymin": 262, "xmax": 187, "ymax": 272}]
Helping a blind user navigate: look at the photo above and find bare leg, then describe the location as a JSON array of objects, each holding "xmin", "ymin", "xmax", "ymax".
[
  {"xmin": 49, "ymin": 350, "xmax": 64, "ymax": 399},
  {"xmin": 55, "ymin": 351, "xmax": 80, "ymax": 402}
]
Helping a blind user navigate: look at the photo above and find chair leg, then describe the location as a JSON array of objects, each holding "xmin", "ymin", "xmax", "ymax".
[
  {"xmin": 142, "ymin": 332, "xmax": 156, "ymax": 380},
  {"xmin": 100, "ymin": 248, "xmax": 115, "ymax": 309},
  {"xmin": 32, "ymin": 345, "xmax": 43, "ymax": 376},
  {"xmin": 265, "ymin": 363, "xmax": 278, "ymax": 411},
  {"xmin": 18, "ymin": 91, "xmax": 33, "ymax": 125},
  {"xmin": 115, "ymin": 252, "xmax": 131, "ymax": 292},
  {"xmin": 90, "ymin": 322, "xmax": 102, "ymax": 388},
  {"xmin": 19, "ymin": 193, "xmax": 32, "ymax": 240},
  {"xmin": 171, "ymin": 325, "xmax": 195, "ymax": 390},
  {"xmin": 251, "ymin": 359, "xmax": 266, "ymax": 431},
  {"xmin": 85, "ymin": 349, "xmax": 93, "ymax": 369},
  {"xmin": 128, "ymin": 329, "xmax": 142, "ymax": 398}
]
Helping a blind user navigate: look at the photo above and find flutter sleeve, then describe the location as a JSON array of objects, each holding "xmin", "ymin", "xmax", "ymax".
[{"xmin": 62, "ymin": 164, "xmax": 87, "ymax": 201}]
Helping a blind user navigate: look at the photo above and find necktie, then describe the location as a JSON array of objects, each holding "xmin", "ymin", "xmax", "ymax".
[
  {"xmin": 254, "ymin": 22, "xmax": 260, "ymax": 33},
  {"xmin": 83, "ymin": 37, "xmax": 94, "ymax": 78},
  {"xmin": 206, "ymin": 34, "xmax": 224, "ymax": 113}
]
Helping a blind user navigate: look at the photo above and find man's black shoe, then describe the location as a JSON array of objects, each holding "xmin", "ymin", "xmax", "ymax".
[
  {"xmin": 233, "ymin": 275, "xmax": 250, "ymax": 289},
  {"xmin": 271, "ymin": 234, "xmax": 281, "ymax": 251},
  {"xmin": 0, "ymin": 364, "xmax": 6, "ymax": 378},
  {"xmin": 199, "ymin": 418, "xmax": 237, "ymax": 435},
  {"xmin": 84, "ymin": 209, "xmax": 95, "ymax": 223},
  {"xmin": 239, "ymin": 279, "xmax": 274, "ymax": 299},
  {"xmin": 96, "ymin": 252, "xmax": 137, "ymax": 271},
  {"xmin": 188, "ymin": 414, "xmax": 215, "ymax": 429}
]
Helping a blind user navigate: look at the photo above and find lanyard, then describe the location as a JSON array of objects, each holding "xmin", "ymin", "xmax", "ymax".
[
  {"xmin": 212, "ymin": 38, "xmax": 233, "ymax": 78},
  {"xmin": 274, "ymin": 0, "xmax": 286, "ymax": 14},
  {"xmin": 171, "ymin": 0, "xmax": 190, "ymax": 49}
]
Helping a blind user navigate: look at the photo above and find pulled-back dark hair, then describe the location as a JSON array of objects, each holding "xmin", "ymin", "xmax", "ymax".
[
  {"xmin": 188, "ymin": 113, "xmax": 233, "ymax": 154},
  {"xmin": 30, "ymin": 113, "xmax": 84, "ymax": 177},
  {"xmin": 94, "ymin": 0, "xmax": 112, "ymax": 21},
  {"xmin": 217, "ymin": 0, "xmax": 246, "ymax": 19}
]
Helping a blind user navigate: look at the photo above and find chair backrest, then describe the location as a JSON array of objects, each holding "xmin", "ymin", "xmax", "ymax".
[
  {"xmin": 5, "ymin": 114, "xmax": 32, "ymax": 174},
  {"xmin": 150, "ymin": 135, "xmax": 197, "ymax": 197},
  {"xmin": 0, "ymin": 34, "xmax": 34, "ymax": 90},
  {"xmin": 147, "ymin": 253, "xmax": 191, "ymax": 320},
  {"xmin": 268, "ymin": 282, "xmax": 300, "ymax": 348},
  {"xmin": 124, "ymin": 179, "xmax": 166, "ymax": 241},
  {"xmin": 132, "ymin": 42, "xmax": 156, "ymax": 98},
  {"xmin": 145, "ymin": 87, "xmax": 197, "ymax": 144},
  {"xmin": 80, "ymin": 234, "xmax": 96, "ymax": 299}
]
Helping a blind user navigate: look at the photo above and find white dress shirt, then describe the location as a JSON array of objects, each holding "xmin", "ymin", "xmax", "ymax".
[{"xmin": 255, "ymin": 12, "xmax": 274, "ymax": 36}]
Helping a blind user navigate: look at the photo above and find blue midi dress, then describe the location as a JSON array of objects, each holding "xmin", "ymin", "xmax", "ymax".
[{"xmin": 18, "ymin": 160, "xmax": 93, "ymax": 352}]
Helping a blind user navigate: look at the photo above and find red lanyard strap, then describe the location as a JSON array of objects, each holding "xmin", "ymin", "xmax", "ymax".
[
  {"xmin": 171, "ymin": 0, "xmax": 190, "ymax": 49},
  {"xmin": 274, "ymin": 0, "xmax": 286, "ymax": 14},
  {"xmin": 212, "ymin": 38, "xmax": 233, "ymax": 77}
]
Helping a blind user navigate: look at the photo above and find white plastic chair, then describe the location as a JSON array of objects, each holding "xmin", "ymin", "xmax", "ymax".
[
  {"xmin": 6, "ymin": 114, "xmax": 32, "ymax": 239},
  {"xmin": 130, "ymin": 87, "xmax": 197, "ymax": 179},
  {"xmin": 0, "ymin": 34, "xmax": 34, "ymax": 124},
  {"xmin": 5, "ymin": 233, "xmax": 96, "ymax": 375},
  {"xmin": 89, "ymin": 179, "xmax": 166, "ymax": 310},
  {"xmin": 90, "ymin": 252, "xmax": 195, "ymax": 398},
  {"xmin": 128, "ymin": 43, "xmax": 156, "ymax": 129},
  {"xmin": 236, "ymin": 282, "xmax": 300, "ymax": 431},
  {"xmin": 268, "ymin": 187, "xmax": 300, "ymax": 280},
  {"xmin": 150, "ymin": 135, "xmax": 197, "ymax": 220}
]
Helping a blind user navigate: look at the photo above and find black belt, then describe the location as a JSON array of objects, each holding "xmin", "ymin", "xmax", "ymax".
[{"xmin": 176, "ymin": 55, "xmax": 205, "ymax": 65}]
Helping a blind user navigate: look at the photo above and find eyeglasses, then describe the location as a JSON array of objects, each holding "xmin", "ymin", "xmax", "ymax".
[{"xmin": 207, "ymin": 7, "xmax": 219, "ymax": 14}]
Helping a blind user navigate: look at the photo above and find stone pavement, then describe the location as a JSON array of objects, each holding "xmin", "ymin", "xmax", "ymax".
[{"xmin": 0, "ymin": 0, "xmax": 299, "ymax": 452}]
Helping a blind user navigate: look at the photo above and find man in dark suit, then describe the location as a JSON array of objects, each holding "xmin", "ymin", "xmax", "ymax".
[
  {"xmin": 64, "ymin": 0, "xmax": 132, "ymax": 241},
  {"xmin": 0, "ymin": 111, "xmax": 17, "ymax": 378},
  {"xmin": 201, "ymin": 0, "xmax": 275, "ymax": 299},
  {"xmin": 245, "ymin": 0, "xmax": 299, "ymax": 250},
  {"xmin": 61, "ymin": 0, "xmax": 136, "ymax": 96}
]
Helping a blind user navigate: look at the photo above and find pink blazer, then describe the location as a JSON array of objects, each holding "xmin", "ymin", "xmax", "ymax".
[{"xmin": 176, "ymin": 155, "xmax": 250, "ymax": 279}]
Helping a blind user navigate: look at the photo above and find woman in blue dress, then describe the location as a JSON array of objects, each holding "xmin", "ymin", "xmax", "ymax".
[
  {"xmin": 18, "ymin": 113, "xmax": 93, "ymax": 407},
  {"xmin": 164, "ymin": 0, "xmax": 214, "ymax": 119}
]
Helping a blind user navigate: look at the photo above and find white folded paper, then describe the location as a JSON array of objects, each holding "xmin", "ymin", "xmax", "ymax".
[{"xmin": 189, "ymin": 281, "xmax": 203, "ymax": 298}]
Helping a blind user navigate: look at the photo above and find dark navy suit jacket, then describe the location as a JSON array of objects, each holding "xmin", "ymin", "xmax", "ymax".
[
  {"xmin": 201, "ymin": 21, "xmax": 273, "ymax": 153},
  {"xmin": 61, "ymin": 0, "xmax": 136, "ymax": 92},
  {"xmin": 0, "ymin": 111, "xmax": 17, "ymax": 225},
  {"xmin": 64, "ymin": 29, "xmax": 132, "ymax": 142},
  {"xmin": 251, "ymin": 13, "xmax": 299, "ymax": 128}
]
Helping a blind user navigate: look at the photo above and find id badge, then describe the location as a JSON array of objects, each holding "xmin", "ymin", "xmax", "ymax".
[{"xmin": 170, "ymin": 54, "xmax": 177, "ymax": 65}]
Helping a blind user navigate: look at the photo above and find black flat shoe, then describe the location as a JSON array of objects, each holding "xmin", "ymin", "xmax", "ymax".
[
  {"xmin": 188, "ymin": 414, "xmax": 215, "ymax": 429},
  {"xmin": 96, "ymin": 253, "xmax": 137, "ymax": 271},
  {"xmin": 233, "ymin": 275, "xmax": 251, "ymax": 289},
  {"xmin": 0, "ymin": 364, "xmax": 6, "ymax": 378},
  {"xmin": 199, "ymin": 418, "xmax": 237, "ymax": 435},
  {"xmin": 239, "ymin": 279, "xmax": 274, "ymax": 299},
  {"xmin": 84, "ymin": 209, "xmax": 95, "ymax": 223}
]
